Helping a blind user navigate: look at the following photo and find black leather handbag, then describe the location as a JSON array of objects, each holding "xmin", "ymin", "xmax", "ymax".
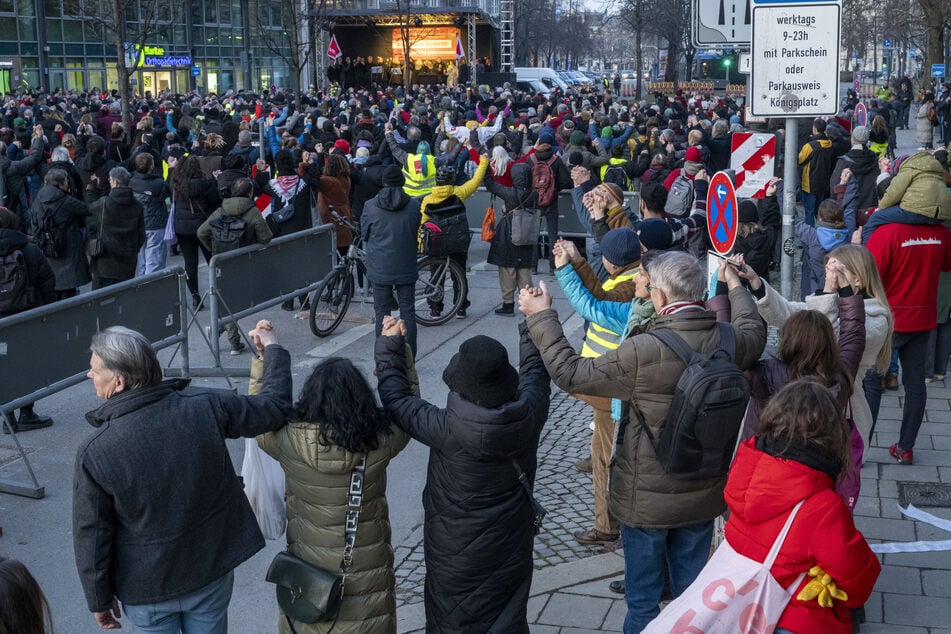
[{"xmin": 265, "ymin": 454, "xmax": 367, "ymax": 630}]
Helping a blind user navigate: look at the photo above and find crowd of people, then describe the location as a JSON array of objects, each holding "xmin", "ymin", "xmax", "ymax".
[{"xmin": 0, "ymin": 72, "xmax": 950, "ymax": 634}]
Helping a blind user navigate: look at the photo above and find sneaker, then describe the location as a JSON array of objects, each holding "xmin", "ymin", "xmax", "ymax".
[
  {"xmin": 280, "ymin": 300, "xmax": 295, "ymax": 311},
  {"xmin": 608, "ymin": 579, "xmax": 625, "ymax": 595},
  {"xmin": 889, "ymin": 444, "xmax": 914, "ymax": 465},
  {"xmin": 494, "ymin": 303, "xmax": 515, "ymax": 315},
  {"xmin": 573, "ymin": 528, "xmax": 620, "ymax": 546},
  {"xmin": 456, "ymin": 309, "xmax": 467, "ymax": 319},
  {"xmin": 884, "ymin": 373, "xmax": 900, "ymax": 390},
  {"xmin": 230, "ymin": 343, "xmax": 248, "ymax": 356},
  {"xmin": 574, "ymin": 456, "xmax": 593, "ymax": 473}
]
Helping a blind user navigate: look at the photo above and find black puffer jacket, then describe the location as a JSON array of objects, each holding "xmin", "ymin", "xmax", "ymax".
[
  {"xmin": 28, "ymin": 184, "xmax": 91, "ymax": 290},
  {"xmin": 374, "ymin": 326, "xmax": 551, "ymax": 633},
  {"xmin": 76, "ymin": 151, "xmax": 116, "ymax": 203},
  {"xmin": 360, "ymin": 186, "xmax": 422, "ymax": 286},
  {"xmin": 73, "ymin": 346, "xmax": 293, "ymax": 612},
  {"xmin": 349, "ymin": 156, "xmax": 385, "ymax": 221},
  {"xmin": 129, "ymin": 172, "xmax": 170, "ymax": 231}
]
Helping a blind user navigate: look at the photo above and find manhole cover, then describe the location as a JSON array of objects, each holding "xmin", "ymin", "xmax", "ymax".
[{"xmin": 898, "ymin": 481, "xmax": 951, "ymax": 508}]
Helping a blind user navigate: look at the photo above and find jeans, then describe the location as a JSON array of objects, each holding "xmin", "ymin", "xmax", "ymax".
[
  {"xmin": 894, "ymin": 329, "xmax": 933, "ymax": 451},
  {"xmin": 800, "ymin": 191, "xmax": 819, "ymax": 227},
  {"xmin": 864, "ymin": 369, "xmax": 884, "ymax": 438},
  {"xmin": 372, "ymin": 282, "xmax": 418, "ymax": 357},
  {"xmin": 138, "ymin": 229, "xmax": 169, "ymax": 276},
  {"xmin": 620, "ymin": 520, "xmax": 714, "ymax": 633},
  {"xmin": 123, "ymin": 570, "xmax": 233, "ymax": 634}
]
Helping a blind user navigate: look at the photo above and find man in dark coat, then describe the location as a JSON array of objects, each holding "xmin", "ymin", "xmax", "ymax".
[
  {"xmin": 0, "ymin": 125, "xmax": 45, "ymax": 222},
  {"xmin": 361, "ymin": 165, "xmax": 422, "ymax": 355},
  {"xmin": 86, "ymin": 167, "xmax": 145, "ymax": 289},
  {"xmin": 76, "ymin": 135, "xmax": 116, "ymax": 204},
  {"xmin": 73, "ymin": 323, "xmax": 293, "ymax": 630},
  {"xmin": 375, "ymin": 319, "xmax": 551, "ymax": 633},
  {"xmin": 28, "ymin": 167, "xmax": 91, "ymax": 299},
  {"xmin": 0, "ymin": 207, "xmax": 56, "ymax": 433}
]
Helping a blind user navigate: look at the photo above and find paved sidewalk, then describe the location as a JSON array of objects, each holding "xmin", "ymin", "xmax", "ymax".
[{"xmin": 397, "ymin": 380, "xmax": 951, "ymax": 633}]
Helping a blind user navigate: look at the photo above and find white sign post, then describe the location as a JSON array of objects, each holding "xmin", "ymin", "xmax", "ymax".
[{"xmin": 750, "ymin": 0, "xmax": 841, "ymax": 117}]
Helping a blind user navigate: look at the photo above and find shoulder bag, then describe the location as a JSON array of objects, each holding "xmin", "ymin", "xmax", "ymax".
[
  {"xmin": 509, "ymin": 204, "xmax": 542, "ymax": 247},
  {"xmin": 265, "ymin": 454, "xmax": 367, "ymax": 632},
  {"xmin": 269, "ymin": 180, "xmax": 302, "ymax": 225},
  {"xmin": 86, "ymin": 204, "xmax": 105, "ymax": 257},
  {"xmin": 512, "ymin": 459, "xmax": 547, "ymax": 535},
  {"xmin": 642, "ymin": 500, "xmax": 807, "ymax": 633}
]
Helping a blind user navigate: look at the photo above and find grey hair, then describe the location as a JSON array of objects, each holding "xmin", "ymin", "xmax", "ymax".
[
  {"xmin": 44, "ymin": 168, "xmax": 68, "ymax": 188},
  {"xmin": 405, "ymin": 126, "xmax": 421, "ymax": 142},
  {"xmin": 645, "ymin": 251, "xmax": 706, "ymax": 303},
  {"xmin": 712, "ymin": 119, "xmax": 729, "ymax": 137},
  {"xmin": 238, "ymin": 130, "xmax": 252, "ymax": 144},
  {"xmin": 90, "ymin": 326, "xmax": 163, "ymax": 391},
  {"xmin": 109, "ymin": 166, "xmax": 131, "ymax": 186},
  {"xmin": 50, "ymin": 146, "xmax": 72, "ymax": 163}
]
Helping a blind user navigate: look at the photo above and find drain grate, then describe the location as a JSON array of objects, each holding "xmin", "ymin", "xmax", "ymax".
[{"xmin": 898, "ymin": 481, "xmax": 951, "ymax": 508}]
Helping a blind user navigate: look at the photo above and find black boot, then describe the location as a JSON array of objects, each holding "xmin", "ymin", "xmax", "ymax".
[
  {"xmin": 192, "ymin": 293, "xmax": 205, "ymax": 311},
  {"xmin": 12, "ymin": 406, "xmax": 53, "ymax": 432},
  {"xmin": 494, "ymin": 302, "xmax": 515, "ymax": 315}
]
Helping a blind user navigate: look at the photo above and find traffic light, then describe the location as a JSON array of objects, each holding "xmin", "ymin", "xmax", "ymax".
[{"xmin": 724, "ymin": 58, "xmax": 732, "ymax": 68}]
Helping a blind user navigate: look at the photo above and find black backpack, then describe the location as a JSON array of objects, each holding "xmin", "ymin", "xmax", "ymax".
[
  {"xmin": 0, "ymin": 249, "xmax": 32, "ymax": 316},
  {"xmin": 32, "ymin": 202, "xmax": 68, "ymax": 260},
  {"xmin": 421, "ymin": 197, "xmax": 470, "ymax": 256},
  {"xmin": 208, "ymin": 214, "xmax": 247, "ymax": 254},
  {"xmin": 632, "ymin": 323, "xmax": 750, "ymax": 480},
  {"xmin": 603, "ymin": 164, "xmax": 629, "ymax": 190}
]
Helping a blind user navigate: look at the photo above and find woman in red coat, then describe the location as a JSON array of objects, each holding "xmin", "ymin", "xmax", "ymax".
[{"xmin": 725, "ymin": 379, "xmax": 880, "ymax": 634}]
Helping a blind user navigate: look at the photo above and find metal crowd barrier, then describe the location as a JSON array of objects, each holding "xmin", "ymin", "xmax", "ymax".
[
  {"xmin": 188, "ymin": 224, "xmax": 337, "ymax": 377},
  {"xmin": 0, "ymin": 268, "xmax": 190, "ymax": 499}
]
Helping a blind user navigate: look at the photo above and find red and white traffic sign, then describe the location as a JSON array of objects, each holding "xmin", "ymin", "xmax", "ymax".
[
  {"xmin": 707, "ymin": 171, "xmax": 739, "ymax": 255},
  {"xmin": 854, "ymin": 102, "xmax": 867, "ymax": 128},
  {"xmin": 730, "ymin": 132, "xmax": 776, "ymax": 199}
]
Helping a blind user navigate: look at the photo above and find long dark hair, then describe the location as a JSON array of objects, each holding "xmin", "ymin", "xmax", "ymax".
[
  {"xmin": 170, "ymin": 154, "xmax": 203, "ymax": 201},
  {"xmin": 295, "ymin": 358, "xmax": 392, "ymax": 453},
  {"xmin": 0, "ymin": 557, "xmax": 53, "ymax": 634},
  {"xmin": 758, "ymin": 378, "xmax": 851, "ymax": 474},
  {"xmin": 778, "ymin": 310, "xmax": 853, "ymax": 400}
]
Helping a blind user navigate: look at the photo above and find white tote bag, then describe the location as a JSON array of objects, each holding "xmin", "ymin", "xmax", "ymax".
[
  {"xmin": 643, "ymin": 500, "xmax": 806, "ymax": 634},
  {"xmin": 241, "ymin": 438, "xmax": 287, "ymax": 540}
]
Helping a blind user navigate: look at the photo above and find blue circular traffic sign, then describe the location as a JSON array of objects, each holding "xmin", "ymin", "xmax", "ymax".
[{"xmin": 707, "ymin": 171, "xmax": 739, "ymax": 255}]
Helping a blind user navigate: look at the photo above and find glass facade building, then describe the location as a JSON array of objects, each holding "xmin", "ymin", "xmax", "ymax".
[{"xmin": 0, "ymin": 0, "xmax": 294, "ymax": 94}]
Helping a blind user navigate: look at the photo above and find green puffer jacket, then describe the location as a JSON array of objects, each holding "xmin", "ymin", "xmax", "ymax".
[
  {"xmin": 879, "ymin": 151, "xmax": 951, "ymax": 220},
  {"xmin": 526, "ymin": 287, "xmax": 766, "ymax": 529},
  {"xmin": 255, "ymin": 361, "xmax": 410, "ymax": 634}
]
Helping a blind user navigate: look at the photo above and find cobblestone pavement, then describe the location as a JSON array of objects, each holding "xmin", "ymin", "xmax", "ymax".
[{"xmin": 395, "ymin": 390, "xmax": 602, "ymax": 607}]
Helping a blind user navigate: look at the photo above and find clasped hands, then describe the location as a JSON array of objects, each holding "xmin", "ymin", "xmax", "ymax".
[{"xmin": 518, "ymin": 281, "xmax": 553, "ymax": 318}]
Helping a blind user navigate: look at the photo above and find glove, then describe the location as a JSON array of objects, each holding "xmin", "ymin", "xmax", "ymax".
[{"xmin": 796, "ymin": 565, "xmax": 848, "ymax": 608}]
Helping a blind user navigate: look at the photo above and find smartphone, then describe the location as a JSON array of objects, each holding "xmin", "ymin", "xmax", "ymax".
[{"xmin": 707, "ymin": 250, "xmax": 748, "ymax": 274}]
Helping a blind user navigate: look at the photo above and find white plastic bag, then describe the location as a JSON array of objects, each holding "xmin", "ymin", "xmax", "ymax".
[{"xmin": 241, "ymin": 438, "xmax": 287, "ymax": 540}]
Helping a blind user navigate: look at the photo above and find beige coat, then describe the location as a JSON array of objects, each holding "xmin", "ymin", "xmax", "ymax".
[{"xmin": 526, "ymin": 287, "xmax": 766, "ymax": 528}]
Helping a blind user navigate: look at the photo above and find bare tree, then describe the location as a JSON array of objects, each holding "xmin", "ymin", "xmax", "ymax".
[
  {"xmin": 618, "ymin": 0, "xmax": 648, "ymax": 97},
  {"xmin": 392, "ymin": 0, "xmax": 439, "ymax": 88},
  {"xmin": 514, "ymin": 0, "xmax": 557, "ymax": 66},
  {"xmin": 642, "ymin": 0, "xmax": 693, "ymax": 83},
  {"xmin": 255, "ymin": 0, "xmax": 329, "ymax": 111},
  {"xmin": 66, "ymin": 0, "xmax": 166, "ymax": 136},
  {"xmin": 917, "ymin": 0, "xmax": 950, "ymax": 81}
]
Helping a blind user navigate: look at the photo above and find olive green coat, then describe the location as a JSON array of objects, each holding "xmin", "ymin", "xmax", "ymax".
[
  {"xmin": 879, "ymin": 150, "xmax": 951, "ymax": 220},
  {"xmin": 254, "ymin": 359, "xmax": 410, "ymax": 634}
]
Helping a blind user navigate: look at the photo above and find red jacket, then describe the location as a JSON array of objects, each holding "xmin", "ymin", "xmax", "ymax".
[
  {"xmin": 724, "ymin": 440, "xmax": 880, "ymax": 634},
  {"xmin": 867, "ymin": 222, "xmax": 951, "ymax": 332}
]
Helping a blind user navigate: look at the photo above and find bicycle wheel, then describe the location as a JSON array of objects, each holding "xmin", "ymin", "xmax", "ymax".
[
  {"xmin": 415, "ymin": 257, "xmax": 467, "ymax": 326},
  {"xmin": 309, "ymin": 267, "xmax": 354, "ymax": 337}
]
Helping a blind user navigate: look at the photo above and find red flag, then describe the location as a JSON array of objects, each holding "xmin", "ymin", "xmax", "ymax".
[
  {"xmin": 455, "ymin": 35, "xmax": 464, "ymax": 60},
  {"xmin": 327, "ymin": 34, "xmax": 342, "ymax": 60}
]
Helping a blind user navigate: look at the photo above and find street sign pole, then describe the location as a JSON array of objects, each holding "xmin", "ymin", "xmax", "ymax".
[{"xmin": 781, "ymin": 118, "xmax": 798, "ymax": 299}]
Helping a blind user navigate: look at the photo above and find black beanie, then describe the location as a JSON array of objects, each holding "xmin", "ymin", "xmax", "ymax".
[{"xmin": 382, "ymin": 165, "xmax": 405, "ymax": 188}]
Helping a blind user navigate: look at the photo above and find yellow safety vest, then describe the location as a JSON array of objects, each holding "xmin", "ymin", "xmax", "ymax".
[
  {"xmin": 403, "ymin": 153, "xmax": 436, "ymax": 197},
  {"xmin": 600, "ymin": 157, "xmax": 630, "ymax": 190},
  {"xmin": 581, "ymin": 270, "xmax": 638, "ymax": 358}
]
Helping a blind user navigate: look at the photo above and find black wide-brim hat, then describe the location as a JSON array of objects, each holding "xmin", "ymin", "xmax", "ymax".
[{"xmin": 442, "ymin": 335, "xmax": 519, "ymax": 409}]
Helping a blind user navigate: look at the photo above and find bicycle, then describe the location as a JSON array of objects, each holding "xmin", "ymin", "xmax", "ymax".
[
  {"xmin": 309, "ymin": 211, "xmax": 367, "ymax": 337},
  {"xmin": 309, "ymin": 212, "xmax": 469, "ymax": 335},
  {"xmin": 414, "ymin": 254, "xmax": 468, "ymax": 326}
]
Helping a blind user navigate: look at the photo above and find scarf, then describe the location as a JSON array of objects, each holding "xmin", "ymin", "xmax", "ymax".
[{"xmin": 270, "ymin": 175, "xmax": 301, "ymax": 205}]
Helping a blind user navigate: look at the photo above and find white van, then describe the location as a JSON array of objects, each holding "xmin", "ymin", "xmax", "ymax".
[{"xmin": 515, "ymin": 67, "xmax": 570, "ymax": 93}]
